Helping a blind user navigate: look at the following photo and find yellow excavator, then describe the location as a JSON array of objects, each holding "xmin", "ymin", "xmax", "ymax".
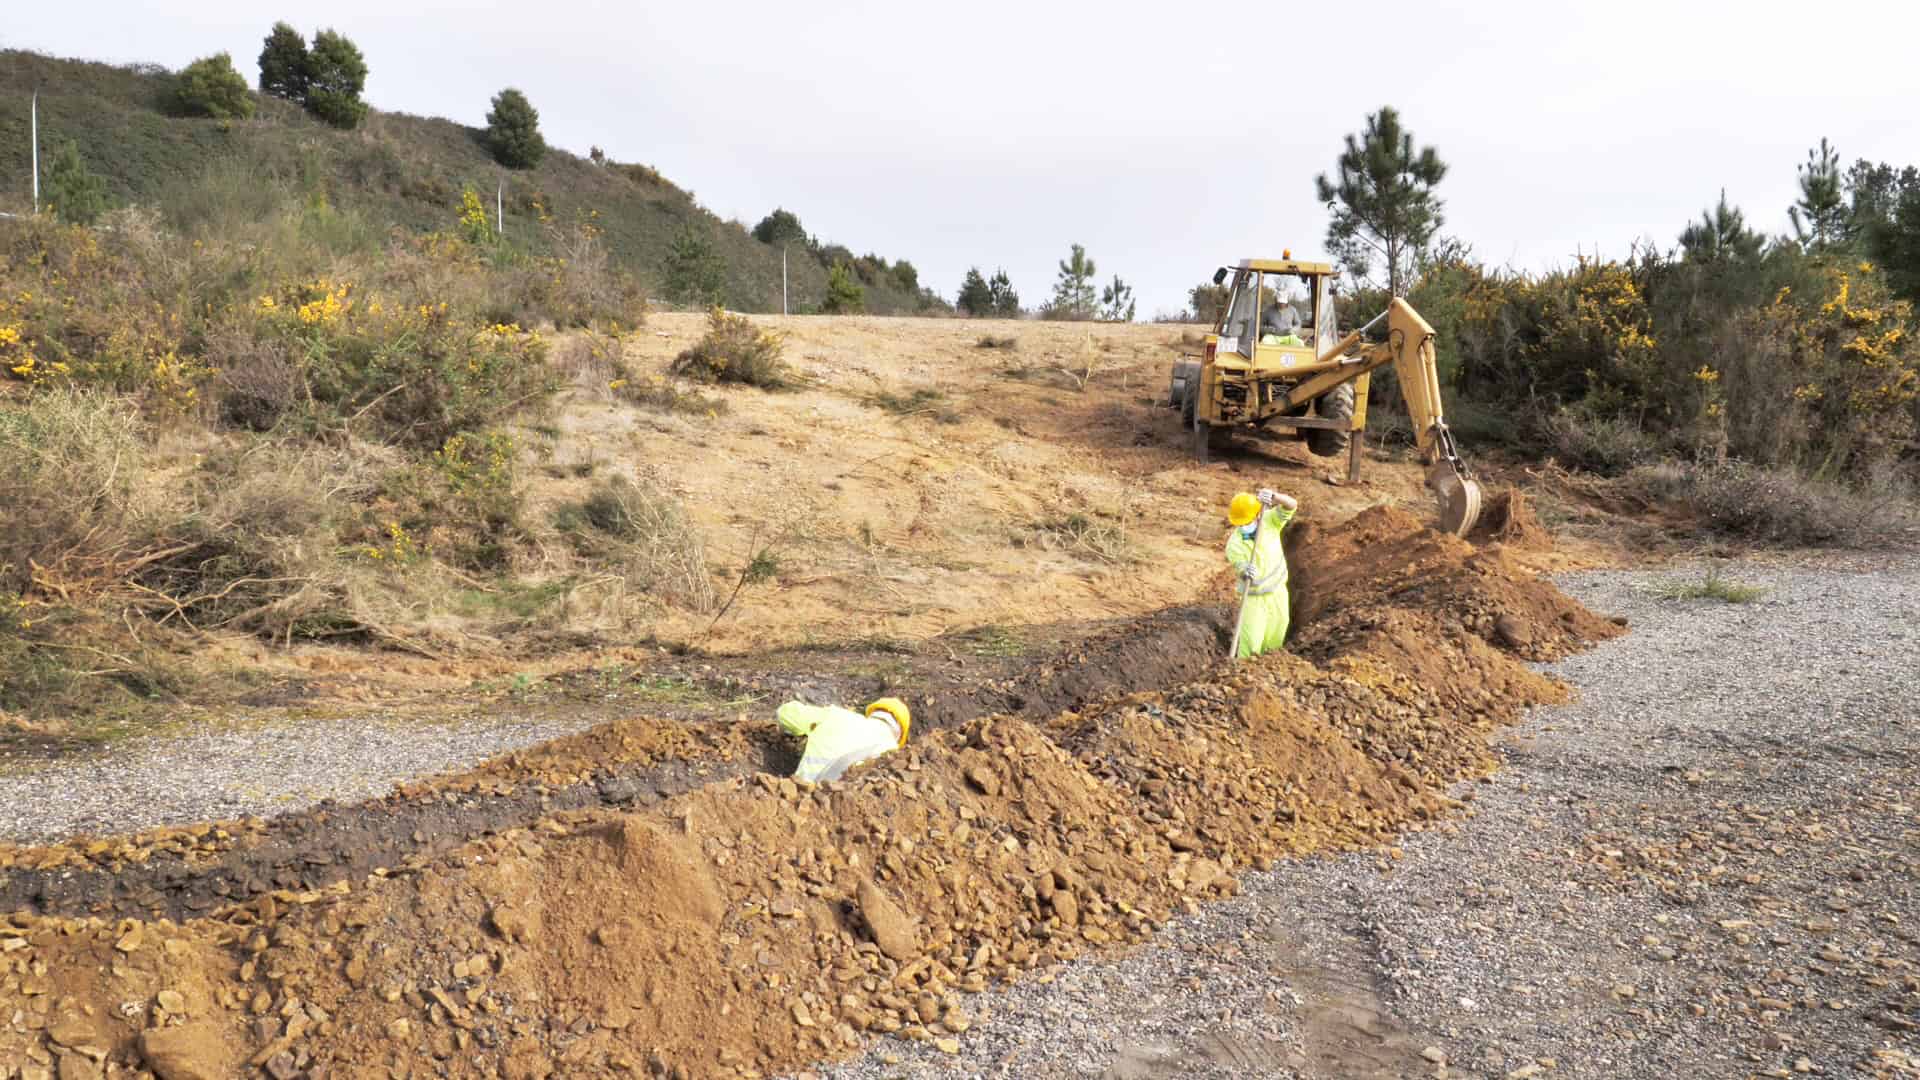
[{"xmin": 1166, "ymin": 255, "xmax": 1482, "ymax": 535}]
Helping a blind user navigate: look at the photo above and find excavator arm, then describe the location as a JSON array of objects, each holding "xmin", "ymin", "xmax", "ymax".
[{"xmin": 1275, "ymin": 298, "xmax": 1482, "ymax": 534}]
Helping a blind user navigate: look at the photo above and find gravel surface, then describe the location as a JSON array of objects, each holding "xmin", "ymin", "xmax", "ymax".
[
  {"xmin": 810, "ymin": 554, "xmax": 1920, "ymax": 1080},
  {"xmin": 0, "ymin": 710, "xmax": 613, "ymax": 844}
]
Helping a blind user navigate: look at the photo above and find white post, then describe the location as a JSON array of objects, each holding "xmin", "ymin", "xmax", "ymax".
[
  {"xmin": 30, "ymin": 90, "xmax": 40, "ymax": 215},
  {"xmin": 782, "ymin": 245, "xmax": 789, "ymax": 316},
  {"xmin": 495, "ymin": 182, "xmax": 503, "ymax": 236}
]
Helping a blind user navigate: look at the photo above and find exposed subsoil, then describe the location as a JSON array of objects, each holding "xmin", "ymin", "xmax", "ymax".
[
  {"xmin": 0, "ymin": 500, "xmax": 1617, "ymax": 1080},
  {"xmin": 0, "ymin": 607, "xmax": 1230, "ymax": 924}
]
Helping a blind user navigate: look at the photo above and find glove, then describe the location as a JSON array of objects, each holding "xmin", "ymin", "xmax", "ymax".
[{"xmin": 1256, "ymin": 488, "xmax": 1279, "ymax": 506}]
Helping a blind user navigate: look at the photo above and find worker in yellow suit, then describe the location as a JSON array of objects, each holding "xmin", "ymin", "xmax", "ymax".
[
  {"xmin": 1225, "ymin": 488, "xmax": 1297, "ymax": 658},
  {"xmin": 775, "ymin": 696, "xmax": 912, "ymax": 783}
]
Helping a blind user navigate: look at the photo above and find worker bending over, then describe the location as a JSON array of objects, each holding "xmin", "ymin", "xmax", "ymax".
[
  {"xmin": 1225, "ymin": 488, "xmax": 1297, "ymax": 658},
  {"xmin": 775, "ymin": 696, "xmax": 911, "ymax": 783}
]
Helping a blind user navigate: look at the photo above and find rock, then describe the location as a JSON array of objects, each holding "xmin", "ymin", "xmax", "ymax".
[
  {"xmin": 488, "ymin": 905, "xmax": 534, "ymax": 943},
  {"xmin": 935, "ymin": 1038, "xmax": 961, "ymax": 1055},
  {"xmin": 1611, "ymin": 984, "xmax": 1637, "ymax": 1000},
  {"xmin": 856, "ymin": 878, "xmax": 922, "ymax": 961},
  {"xmin": 964, "ymin": 764, "xmax": 1000, "ymax": 797},
  {"xmin": 1422, "ymin": 1046, "xmax": 1447, "ymax": 1065},
  {"xmin": 1494, "ymin": 614, "xmax": 1532, "ymax": 649},
  {"xmin": 264, "ymin": 1051, "xmax": 299, "ymax": 1080},
  {"xmin": 388, "ymin": 1017, "xmax": 413, "ymax": 1041},
  {"xmin": 21, "ymin": 1067, "xmax": 51, "ymax": 1080},
  {"xmin": 140, "ymin": 1023, "xmax": 234, "ymax": 1080},
  {"xmin": 155, "ymin": 989, "xmax": 188, "ymax": 1015},
  {"xmin": 57, "ymin": 1055, "xmax": 102, "ymax": 1080},
  {"xmin": 792, "ymin": 1002, "xmax": 815, "ymax": 1028},
  {"xmin": 1050, "ymin": 891, "xmax": 1081, "ymax": 927}
]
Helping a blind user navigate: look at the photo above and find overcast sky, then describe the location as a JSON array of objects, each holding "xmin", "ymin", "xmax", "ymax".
[{"xmin": 8, "ymin": 1, "xmax": 1919, "ymax": 317}]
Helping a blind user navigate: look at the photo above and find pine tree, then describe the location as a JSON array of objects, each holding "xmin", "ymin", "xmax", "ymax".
[
  {"xmin": 1100, "ymin": 275, "xmax": 1136, "ymax": 322},
  {"xmin": 1315, "ymin": 106, "xmax": 1448, "ymax": 296},
  {"xmin": 1679, "ymin": 190, "xmax": 1766, "ymax": 265},
  {"xmin": 257, "ymin": 22, "xmax": 310, "ymax": 101},
  {"xmin": 664, "ymin": 224, "xmax": 726, "ymax": 305},
  {"xmin": 44, "ymin": 141, "xmax": 109, "ymax": 225},
  {"xmin": 751, "ymin": 209, "xmax": 806, "ymax": 248},
  {"xmin": 1789, "ymin": 138, "xmax": 1849, "ymax": 252},
  {"xmin": 174, "ymin": 53, "xmax": 254, "ymax": 119},
  {"xmin": 823, "ymin": 263, "xmax": 866, "ymax": 314},
  {"xmin": 304, "ymin": 29, "xmax": 369, "ymax": 130},
  {"xmin": 957, "ymin": 268, "xmax": 993, "ymax": 316},
  {"xmin": 1048, "ymin": 244, "xmax": 1097, "ymax": 320},
  {"xmin": 484, "ymin": 88, "xmax": 546, "ymax": 169},
  {"xmin": 988, "ymin": 269, "xmax": 1020, "ymax": 316}
]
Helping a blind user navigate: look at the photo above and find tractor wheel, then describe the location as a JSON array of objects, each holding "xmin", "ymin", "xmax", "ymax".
[{"xmin": 1305, "ymin": 382, "xmax": 1355, "ymax": 458}]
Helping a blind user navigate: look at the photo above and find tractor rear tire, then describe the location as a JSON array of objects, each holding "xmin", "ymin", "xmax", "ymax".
[{"xmin": 1305, "ymin": 382, "xmax": 1355, "ymax": 458}]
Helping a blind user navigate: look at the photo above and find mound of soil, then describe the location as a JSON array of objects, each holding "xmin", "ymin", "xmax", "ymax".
[{"xmin": 0, "ymin": 507, "xmax": 1622, "ymax": 1079}]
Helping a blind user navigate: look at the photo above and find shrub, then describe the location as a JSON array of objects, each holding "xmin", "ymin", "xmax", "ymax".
[
  {"xmin": 670, "ymin": 307, "xmax": 790, "ymax": 389},
  {"xmin": 822, "ymin": 262, "xmax": 865, "ymax": 314},
  {"xmin": 1626, "ymin": 459, "xmax": 1913, "ymax": 548},
  {"xmin": 173, "ymin": 53, "xmax": 254, "ymax": 119},
  {"xmin": 484, "ymin": 88, "xmax": 546, "ymax": 169},
  {"xmin": 304, "ymin": 29, "xmax": 369, "ymax": 129},
  {"xmin": 557, "ymin": 475, "xmax": 716, "ymax": 611},
  {"xmin": 0, "ymin": 391, "xmax": 144, "ymax": 594},
  {"xmin": 752, "ymin": 209, "xmax": 805, "ymax": 248},
  {"xmin": 257, "ymin": 22, "xmax": 310, "ymax": 101},
  {"xmin": 1544, "ymin": 408, "xmax": 1662, "ymax": 475},
  {"xmin": 1024, "ymin": 512, "xmax": 1135, "ymax": 564},
  {"xmin": 976, "ymin": 334, "xmax": 1018, "ymax": 350}
]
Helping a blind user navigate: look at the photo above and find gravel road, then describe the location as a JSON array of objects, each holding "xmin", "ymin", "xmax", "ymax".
[
  {"xmin": 0, "ymin": 710, "xmax": 613, "ymax": 845},
  {"xmin": 811, "ymin": 554, "xmax": 1920, "ymax": 1080}
]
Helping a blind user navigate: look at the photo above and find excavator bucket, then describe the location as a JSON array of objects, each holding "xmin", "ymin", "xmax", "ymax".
[{"xmin": 1428, "ymin": 462, "xmax": 1482, "ymax": 536}]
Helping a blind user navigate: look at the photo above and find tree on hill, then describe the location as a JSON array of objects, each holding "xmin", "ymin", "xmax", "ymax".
[
  {"xmin": 1315, "ymin": 105, "xmax": 1447, "ymax": 296},
  {"xmin": 822, "ymin": 262, "xmax": 866, "ymax": 314},
  {"xmin": 1100, "ymin": 275, "xmax": 1136, "ymax": 322},
  {"xmin": 304, "ymin": 29, "xmax": 369, "ymax": 130},
  {"xmin": 44, "ymin": 141, "xmax": 109, "ymax": 225},
  {"xmin": 1679, "ymin": 190, "xmax": 1765, "ymax": 265},
  {"xmin": 174, "ymin": 53, "xmax": 254, "ymax": 119},
  {"xmin": 1046, "ymin": 244, "xmax": 1098, "ymax": 320},
  {"xmin": 664, "ymin": 224, "xmax": 726, "ymax": 305},
  {"xmin": 1848, "ymin": 161, "xmax": 1920, "ymax": 303},
  {"xmin": 257, "ymin": 22, "xmax": 310, "ymax": 101},
  {"xmin": 1189, "ymin": 282, "xmax": 1228, "ymax": 323},
  {"xmin": 1790, "ymin": 138, "xmax": 1848, "ymax": 253},
  {"xmin": 752, "ymin": 209, "xmax": 806, "ymax": 248},
  {"xmin": 484, "ymin": 88, "xmax": 546, "ymax": 169},
  {"xmin": 988, "ymin": 269, "xmax": 1020, "ymax": 316},
  {"xmin": 957, "ymin": 268, "xmax": 993, "ymax": 315}
]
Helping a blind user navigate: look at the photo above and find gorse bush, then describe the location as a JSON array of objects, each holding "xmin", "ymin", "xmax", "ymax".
[
  {"xmin": 557, "ymin": 475, "xmax": 716, "ymax": 612},
  {"xmin": 670, "ymin": 307, "xmax": 790, "ymax": 389},
  {"xmin": 1625, "ymin": 459, "xmax": 1914, "ymax": 548}
]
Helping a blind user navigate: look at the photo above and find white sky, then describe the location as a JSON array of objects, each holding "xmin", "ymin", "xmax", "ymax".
[{"xmin": 8, "ymin": 1, "xmax": 1919, "ymax": 317}]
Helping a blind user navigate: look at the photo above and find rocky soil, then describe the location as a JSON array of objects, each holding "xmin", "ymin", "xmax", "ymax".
[{"xmin": 812, "ymin": 553, "xmax": 1920, "ymax": 1080}]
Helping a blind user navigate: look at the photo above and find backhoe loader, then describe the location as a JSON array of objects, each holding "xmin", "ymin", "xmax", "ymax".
[{"xmin": 1166, "ymin": 256, "xmax": 1482, "ymax": 535}]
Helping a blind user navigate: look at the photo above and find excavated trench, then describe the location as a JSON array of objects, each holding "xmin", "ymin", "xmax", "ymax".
[
  {"xmin": 0, "ymin": 496, "xmax": 1621, "ymax": 1080},
  {"xmin": 0, "ymin": 606, "xmax": 1231, "ymax": 923}
]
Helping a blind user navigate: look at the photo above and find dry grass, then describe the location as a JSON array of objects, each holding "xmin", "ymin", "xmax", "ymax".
[{"xmin": 1625, "ymin": 459, "xmax": 1916, "ymax": 548}]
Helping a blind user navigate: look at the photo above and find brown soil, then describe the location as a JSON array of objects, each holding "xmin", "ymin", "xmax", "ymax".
[{"xmin": 0, "ymin": 507, "xmax": 1616, "ymax": 1080}]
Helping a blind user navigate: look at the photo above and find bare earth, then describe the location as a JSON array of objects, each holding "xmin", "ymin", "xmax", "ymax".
[{"xmin": 812, "ymin": 553, "xmax": 1920, "ymax": 1080}]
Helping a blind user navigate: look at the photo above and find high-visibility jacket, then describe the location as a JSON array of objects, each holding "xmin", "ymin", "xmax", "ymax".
[
  {"xmin": 776, "ymin": 702, "xmax": 902, "ymax": 783},
  {"xmin": 1225, "ymin": 504, "xmax": 1295, "ymax": 658}
]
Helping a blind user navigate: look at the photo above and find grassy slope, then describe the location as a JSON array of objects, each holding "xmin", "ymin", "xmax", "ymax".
[{"xmin": 0, "ymin": 49, "xmax": 928, "ymax": 314}]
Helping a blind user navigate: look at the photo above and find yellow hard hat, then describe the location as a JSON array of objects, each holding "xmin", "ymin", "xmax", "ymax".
[
  {"xmin": 1228, "ymin": 492, "xmax": 1261, "ymax": 527},
  {"xmin": 866, "ymin": 697, "xmax": 911, "ymax": 746}
]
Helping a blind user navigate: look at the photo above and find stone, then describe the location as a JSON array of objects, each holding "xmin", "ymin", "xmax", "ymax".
[
  {"xmin": 856, "ymin": 878, "xmax": 922, "ymax": 961},
  {"xmin": 935, "ymin": 1038, "xmax": 961, "ymax": 1054},
  {"xmin": 1494, "ymin": 614, "xmax": 1532, "ymax": 649},
  {"xmin": 139, "ymin": 1023, "xmax": 233, "ymax": 1080},
  {"xmin": 264, "ymin": 1051, "xmax": 299, "ymax": 1080},
  {"xmin": 1050, "ymin": 891, "xmax": 1081, "ymax": 927},
  {"xmin": 388, "ymin": 1017, "xmax": 414, "ymax": 1041},
  {"xmin": 155, "ymin": 990, "xmax": 187, "ymax": 1015},
  {"xmin": 1422, "ymin": 1046, "xmax": 1447, "ymax": 1065}
]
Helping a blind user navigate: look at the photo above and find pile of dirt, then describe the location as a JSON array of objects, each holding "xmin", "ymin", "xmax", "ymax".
[{"xmin": 0, "ymin": 508, "xmax": 1622, "ymax": 1079}]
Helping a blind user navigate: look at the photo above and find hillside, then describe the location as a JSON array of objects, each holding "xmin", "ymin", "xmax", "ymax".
[{"xmin": 0, "ymin": 48, "xmax": 935, "ymax": 314}]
